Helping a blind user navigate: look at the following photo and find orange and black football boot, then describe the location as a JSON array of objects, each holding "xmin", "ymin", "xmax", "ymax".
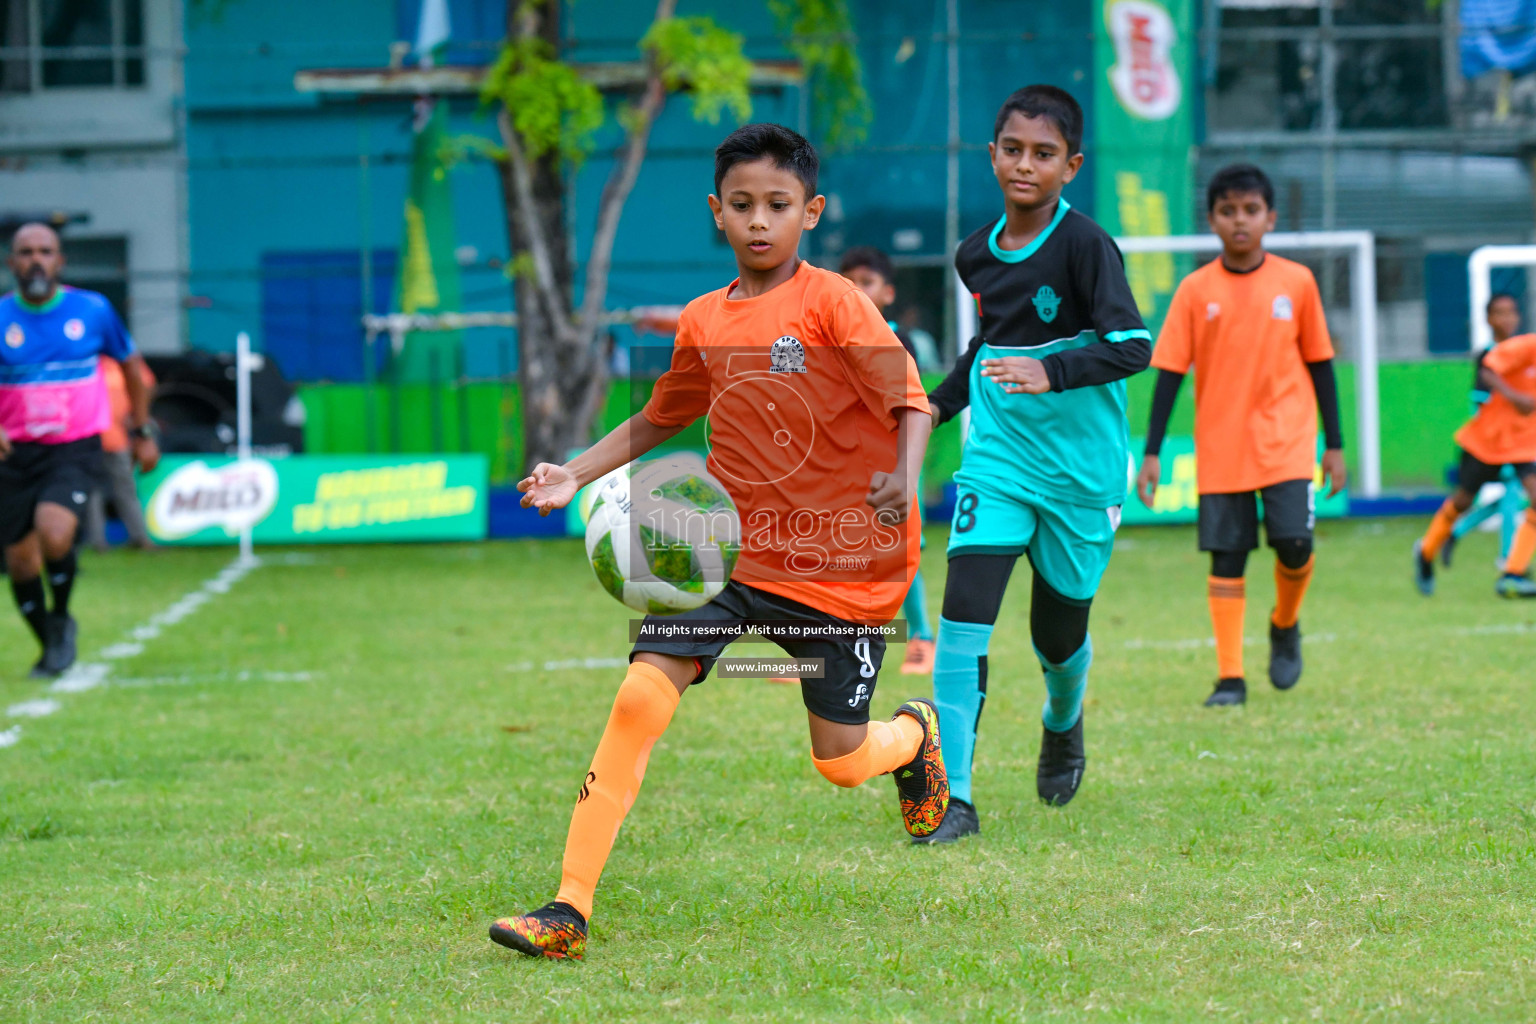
[
  {"xmin": 891, "ymin": 698, "xmax": 948, "ymax": 837},
  {"xmin": 489, "ymin": 901, "xmax": 587, "ymax": 960}
]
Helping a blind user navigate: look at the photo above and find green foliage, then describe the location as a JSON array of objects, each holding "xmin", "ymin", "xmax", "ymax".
[
  {"xmin": 481, "ymin": 37, "xmax": 604, "ymax": 163},
  {"xmin": 641, "ymin": 17, "xmax": 753, "ymax": 125},
  {"xmin": 441, "ymin": 133, "xmax": 505, "ymax": 170},
  {"xmin": 769, "ymin": 0, "xmax": 870, "ymax": 147}
]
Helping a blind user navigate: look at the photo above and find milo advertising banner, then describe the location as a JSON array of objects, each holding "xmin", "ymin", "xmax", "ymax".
[
  {"xmin": 1123, "ymin": 436, "xmax": 1348, "ymax": 526},
  {"xmin": 1094, "ymin": 0, "xmax": 1195, "ymax": 330},
  {"xmin": 138, "ymin": 454, "xmax": 487, "ymax": 545}
]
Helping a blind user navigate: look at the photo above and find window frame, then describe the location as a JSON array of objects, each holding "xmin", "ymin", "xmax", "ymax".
[
  {"xmin": 1204, "ymin": 0, "xmax": 1457, "ymax": 146},
  {"xmin": 1, "ymin": 0, "xmax": 147, "ymax": 93}
]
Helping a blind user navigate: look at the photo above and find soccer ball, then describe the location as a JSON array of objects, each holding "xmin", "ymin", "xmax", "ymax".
[{"xmin": 584, "ymin": 455, "xmax": 741, "ymax": 615}]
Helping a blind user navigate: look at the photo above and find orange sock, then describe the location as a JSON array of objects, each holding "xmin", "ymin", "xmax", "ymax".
[
  {"xmin": 554, "ymin": 662, "xmax": 681, "ymax": 922},
  {"xmin": 1420, "ymin": 499, "xmax": 1459, "ymax": 560},
  {"xmin": 1208, "ymin": 576, "xmax": 1246, "ymax": 679},
  {"xmin": 1272, "ymin": 555, "xmax": 1314, "ymax": 629},
  {"xmin": 812, "ymin": 715, "xmax": 923, "ymax": 788},
  {"xmin": 1506, "ymin": 509, "xmax": 1536, "ymax": 575}
]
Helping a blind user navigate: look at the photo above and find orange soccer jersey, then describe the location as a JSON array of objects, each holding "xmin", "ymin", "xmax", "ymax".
[
  {"xmin": 1151, "ymin": 255, "xmax": 1335, "ymax": 494},
  {"xmin": 1456, "ymin": 333, "xmax": 1536, "ymax": 465},
  {"xmin": 642, "ymin": 261, "xmax": 929, "ymax": 624}
]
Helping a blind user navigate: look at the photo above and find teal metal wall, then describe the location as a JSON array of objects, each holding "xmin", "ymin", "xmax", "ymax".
[{"xmin": 183, "ymin": 1, "xmax": 1097, "ymax": 380}]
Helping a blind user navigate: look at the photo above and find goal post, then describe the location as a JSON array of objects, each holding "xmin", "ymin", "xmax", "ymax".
[
  {"xmin": 954, "ymin": 230, "xmax": 1382, "ymax": 498},
  {"xmin": 1469, "ymin": 244, "xmax": 1536, "ymax": 351}
]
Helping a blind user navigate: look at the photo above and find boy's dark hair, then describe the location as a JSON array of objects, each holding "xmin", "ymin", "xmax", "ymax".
[
  {"xmin": 714, "ymin": 123, "xmax": 818, "ymax": 199},
  {"xmin": 992, "ymin": 85, "xmax": 1083, "ymax": 155},
  {"xmin": 1206, "ymin": 163, "xmax": 1275, "ymax": 212},
  {"xmin": 1488, "ymin": 292, "xmax": 1520, "ymax": 315},
  {"xmin": 838, "ymin": 246, "xmax": 894, "ymax": 284}
]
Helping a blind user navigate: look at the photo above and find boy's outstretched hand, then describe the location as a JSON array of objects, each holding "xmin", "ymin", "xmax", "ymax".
[
  {"xmin": 1320, "ymin": 448, "xmax": 1347, "ymax": 497},
  {"xmin": 1135, "ymin": 455, "xmax": 1160, "ymax": 508},
  {"xmin": 866, "ymin": 470, "xmax": 911, "ymax": 524},
  {"xmin": 518, "ymin": 463, "xmax": 579, "ymax": 516},
  {"xmin": 981, "ymin": 355, "xmax": 1051, "ymax": 395}
]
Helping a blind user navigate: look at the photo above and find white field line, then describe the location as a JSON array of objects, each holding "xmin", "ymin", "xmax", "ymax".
[
  {"xmin": 506, "ymin": 657, "xmax": 632, "ymax": 673},
  {"xmin": 6, "ymin": 698, "xmax": 62, "ymax": 718},
  {"xmin": 111, "ymin": 670, "xmax": 317, "ymax": 689},
  {"xmin": 1119, "ymin": 618, "xmax": 1536, "ymax": 652},
  {"xmin": 3, "ymin": 556, "xmax": 259, "ymax": 749},
  {"xmin": 1122, "ymin": 633, "xmax": 1339, "ymax": 652}
]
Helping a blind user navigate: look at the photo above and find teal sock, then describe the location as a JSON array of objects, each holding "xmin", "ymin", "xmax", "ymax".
[
  {"xmin": 931, "ymin": 616, "xmax": 992, "ymax": 806},
  {"xmin": 1036, "ymin": 636, "xmax": 1092, "ymax": 733},
  {"xmin": 902, "ymin": 569, "xmax": 933, "ymax": 641}
]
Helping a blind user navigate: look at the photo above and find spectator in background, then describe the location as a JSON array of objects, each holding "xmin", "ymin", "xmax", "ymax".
[{"xmin": 85, "ymin": 356, "xmax": 155, "ymax": 551}]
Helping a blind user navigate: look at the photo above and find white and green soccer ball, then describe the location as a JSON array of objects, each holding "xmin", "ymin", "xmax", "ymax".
[{"xmin": 584, "ymin": 454, "xmax": 742, "ymax": 615}]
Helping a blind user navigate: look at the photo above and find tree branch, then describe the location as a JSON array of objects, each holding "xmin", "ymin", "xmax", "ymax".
[
  {"xmin": 570, "ymin": 0, "xmax": 678, "ymax": 431},
  {"xmin": 497, "ymin": 108, "xmax": 577, "ymax": 346}
]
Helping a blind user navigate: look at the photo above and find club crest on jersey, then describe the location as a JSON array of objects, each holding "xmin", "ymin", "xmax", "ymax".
[
  {"xmin": 1032, "ymin": 285, "xmax": 1061, "ymax": 324},
  {"xmin": 1206, "ymin": 302, "xmax": 1221, "ymax": 321},
  {"xmin": 64, "ymin": 318, "xmax": 85, "ymax": 341},
  {"xmin": 4, "ymin": 323, "xmax": 22, "ymax": 348},
  {"xmin": 1272, "ymin": 295, "xmax": 1294, "ymax": 321},
  {"xmin": 769, "ymin": 335, "xmax": 807, "ymax": 373}
]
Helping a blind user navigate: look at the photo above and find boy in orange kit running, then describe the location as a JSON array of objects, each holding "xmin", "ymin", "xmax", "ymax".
[
  {"xmin": 488, "ymin": 124, "xmax": 947, "ymax": 961},
  {"xmin": 1137, "ymin": 163, "xmax": 1346, "ymax": 707},
  {"xmin": 1414, "ymin": 292, "xmax": 1536, "ymax": 598}
]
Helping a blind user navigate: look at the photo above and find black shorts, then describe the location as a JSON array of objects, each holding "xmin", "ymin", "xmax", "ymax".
[
  {"xmin": 1457, "ymin": 449, "xmax": 1536, "ymax": 494},
  {"xmin": 0, "ymin": 436, "xmax": 102, "ymax": 547},
  {"xmin": 1198, "ymin": 478, "xmax": 1314, "ymax": 553},
  {"xmin": 630, "ymin": 580, "xmax": 886, "ymax": 725}
]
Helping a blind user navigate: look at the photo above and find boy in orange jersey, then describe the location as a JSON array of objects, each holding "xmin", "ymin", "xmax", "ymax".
[
  {"xmin": 1137, "ymin": 163, "xmax": 1346, "ymax": 708},
  {"xmin": 1414, "ymin": 292, "xmax": 1536, "ymax": 598},
  {"xmin": 488, "ymin": 124, "xmax": 948, "ymax": 961}
]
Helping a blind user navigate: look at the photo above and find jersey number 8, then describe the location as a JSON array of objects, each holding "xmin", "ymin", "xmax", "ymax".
[{"xmin": 955, "ymin": 492, "xmax": 980, "ymax": 533}]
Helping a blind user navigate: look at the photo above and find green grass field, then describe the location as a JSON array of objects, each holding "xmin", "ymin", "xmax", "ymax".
[{"xmin": 3, "ymin": 519, "xmax": 1534, "ymax": 1022}]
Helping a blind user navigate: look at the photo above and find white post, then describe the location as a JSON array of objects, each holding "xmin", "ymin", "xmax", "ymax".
[
  {"xmin": 236, "ymin": 331, "xmax": 254, "ymax": 565},
  {"xmin": 953, "ymin": 270, "xmax": 976, "ymax": 443},
  {"xmin": 1469, "ymin": 244, "xmax": 1536, "ymax": 352},
  {"xmin": 1351, "ymin": 234, "xmax": 1381, "ymax": 498}
]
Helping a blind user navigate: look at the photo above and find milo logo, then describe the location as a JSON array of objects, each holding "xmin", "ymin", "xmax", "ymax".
[
  {"xmin": 146, "ymin": 460, "xmax": 279, "ymax": 540},
  {"xmin": 1106, "ymin": 0, "xmax": 1182, "ymax": 121}
]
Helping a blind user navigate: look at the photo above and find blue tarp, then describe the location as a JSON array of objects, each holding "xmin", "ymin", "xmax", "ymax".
[{"xmin": 1462, "ymin": 0, "xmax": 1536, "ymax": 77}]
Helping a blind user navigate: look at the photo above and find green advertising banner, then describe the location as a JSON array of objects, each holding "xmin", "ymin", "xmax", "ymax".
[
  {"xmin": 137, "ymin": 454, "xmax": 487, "ymax": 545},
  {"xmin": 1094, "ymin": 0, "xmax": 1195, "ymax": 330},
  {"xmin": 1123, "ymin": 436, "xmax": 1348, "ymax": 526}
]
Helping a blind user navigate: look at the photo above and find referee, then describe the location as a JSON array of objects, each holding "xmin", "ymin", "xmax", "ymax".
[{"xmin": 1, "ymin": 224, "xmax": 160, "ymax": 677}]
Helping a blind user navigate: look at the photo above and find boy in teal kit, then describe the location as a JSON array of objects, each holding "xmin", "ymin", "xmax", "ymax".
[{"xmin": 918, "ymin": 86, "xmax": 1150, "ymax": 843}]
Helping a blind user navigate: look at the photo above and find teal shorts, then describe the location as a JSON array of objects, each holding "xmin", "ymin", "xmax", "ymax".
[{"xmin": 945, "ymin": 476, "xmax": 1121, "ymax": 602}]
